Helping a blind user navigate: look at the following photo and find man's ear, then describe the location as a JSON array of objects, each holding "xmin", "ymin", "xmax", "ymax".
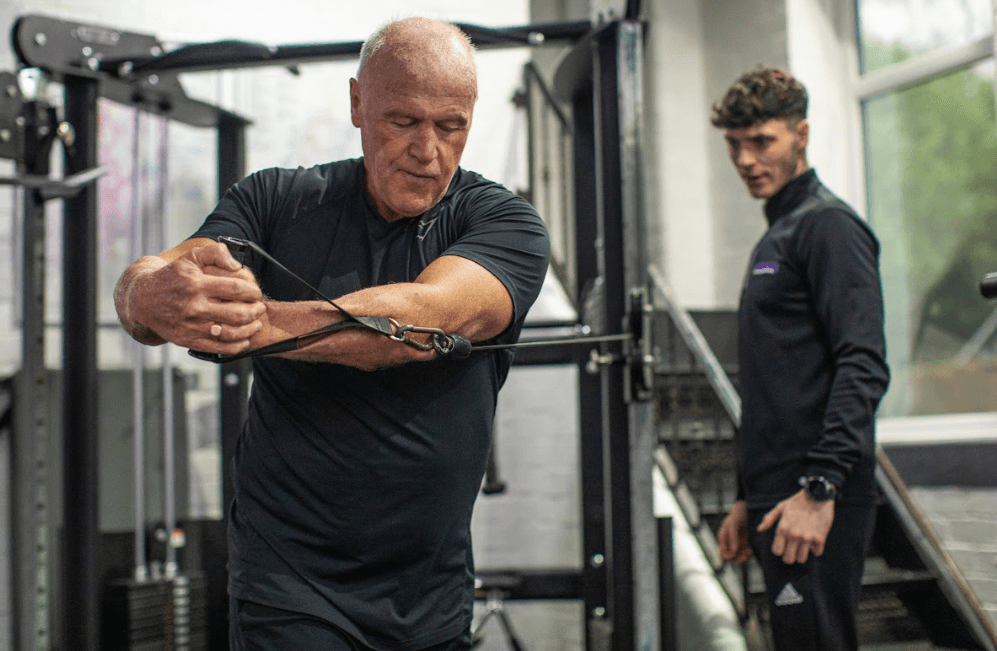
[
  {"xmin": 795, "ymin": 118, "xmax": 809, "ymax": 149},
  {"xmin": 350, "ymin": 78, "xmax": 362, "ymax": 128}
]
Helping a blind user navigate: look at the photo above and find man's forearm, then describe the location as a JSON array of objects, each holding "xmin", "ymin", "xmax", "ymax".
[
  {"xmin": 114, "ymin": 257, "xmax": 169, "ymax": 346},
  {"xmin": 258, "ymin": 296, "xmax": 436, "ymax": 369},
  {"xmin": 244, "ymin": 254, "xmax": 512, "ymax": 369}
]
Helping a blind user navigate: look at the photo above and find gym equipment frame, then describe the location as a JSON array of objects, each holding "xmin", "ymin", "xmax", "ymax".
[{"xmin": 4, "ymin": 9, "xmax": 681, "ymax": 651}]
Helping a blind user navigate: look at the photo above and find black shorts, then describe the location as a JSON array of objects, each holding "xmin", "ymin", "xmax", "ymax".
[{"xmin": 229, "ymin": 598, "xmax": 473, "ymax": 651}]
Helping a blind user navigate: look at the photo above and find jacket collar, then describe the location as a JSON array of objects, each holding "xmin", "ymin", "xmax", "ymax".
[{"xmin": 763, "ymin": 168, "xmax": 818, "ymax": 226}]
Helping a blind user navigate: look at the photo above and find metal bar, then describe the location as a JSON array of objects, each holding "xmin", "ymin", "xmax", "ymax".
[
  {"xmin": 94, "ymin": 20, "xmax": 592, "ymax": 75},
  {"xmin": 158, "ymin": 114, "xmax": 178, "ymax": 578},
  {"xmin": 130, "ymin": 106, "xmax": 148, "ymax": 582},
  {"xmin": 856, "ymin": 34, "xmax": 992, "ymax": 100},
  {"xmin": 217, "ymin": 114, "xmax": 250, "ymax": 522},
  {"xmin": 570, "ymin": 59, "xmax": 608, "ymax": 651},
  {"xmin": 594, "ymin": 25, "xmax": 635, "ymax": 651},
  {"xmin": 614, "ymin": 20, "xmax": 659, "ymax": 649},
  {"xmin": 648, "ymin": 265, "xmax": 742, "ymax": 428},
  {"xmin": 62, "ymin": 72, "xmax": 101, "ymax": 651},
  {"xmin": 12, "ymin": 123, "xmax": 50, "ymax": 651},
  {"xmin": 524, "ymin": 64, "xmax": 537, "ymax": 211},
  {"xmin": 657, "ymin": 517, "xmax": 677, "ymax": 651},
  {"xmin": 525, "ymin": 62, "xmax": 571, "ymax": 130},
  {"xmin": 0, "ymin": 165, "xmax": 108, "ymax": 192},
  {"xmin": 475, "ymin": 333, "xmax": 630, "ymax": 351}
]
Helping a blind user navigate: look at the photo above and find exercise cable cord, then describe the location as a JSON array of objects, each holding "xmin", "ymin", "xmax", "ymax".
[{"xmin": 188, "ymin": 236, "xmax": 633, "ymax": 364}]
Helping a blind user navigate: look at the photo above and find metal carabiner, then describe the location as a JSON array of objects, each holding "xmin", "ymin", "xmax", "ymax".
[
  {"xmin": 389, "ymin": 322, "xmax": 446, "ymax": 352},
  {"xmin": 388, "ymin": 321, "xmax": 472, "ymax": 359}
]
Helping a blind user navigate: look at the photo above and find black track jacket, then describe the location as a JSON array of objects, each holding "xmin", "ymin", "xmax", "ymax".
[{"xmin": 737, "ymin": 169, "xmax": 890, "ymax": 508}]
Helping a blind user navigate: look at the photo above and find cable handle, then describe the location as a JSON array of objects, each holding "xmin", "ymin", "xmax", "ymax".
[{"xmin": 218, "ymin": 235, "xmax": 250, "ymax": 265}]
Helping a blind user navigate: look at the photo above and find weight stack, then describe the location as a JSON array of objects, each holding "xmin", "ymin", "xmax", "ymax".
[
  {"xmin": 104, "ymin": 577, "xmax": 171, "ymax": 651},
  {"xmin": 103, "ymin": 574, "xmax": 208, "ymax": 651},
  {"xmin": 168, "ymin": 573, "xmax": 209, "ymax": 651}
]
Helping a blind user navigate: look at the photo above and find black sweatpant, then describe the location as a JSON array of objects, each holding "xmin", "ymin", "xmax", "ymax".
[
  {"xmin": 229, "ymin": 599, "xmax": 473, "ymax": 651},
  {"xmin": 747, "ymin": 504, "xmax": 876, "ymax": 651}
]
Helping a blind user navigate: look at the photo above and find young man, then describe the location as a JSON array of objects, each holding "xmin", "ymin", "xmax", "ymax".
[
  {"xmin": 114, "ymin": 18, "xmax": 550, "ymax": 651},
  {"xmin": 711, "ymin": 67, "xmax": 890, "ymax": 650}
]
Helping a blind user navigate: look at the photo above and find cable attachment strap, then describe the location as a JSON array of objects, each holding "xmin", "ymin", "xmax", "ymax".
[{"xmin": 187, "ymin": 236, "xmax": 470, "ymax": 363}]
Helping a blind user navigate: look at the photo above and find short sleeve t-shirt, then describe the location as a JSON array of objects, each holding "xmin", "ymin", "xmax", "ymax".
[{"xmin": 192, "ymin": 159, "xmax": 550, "ymax": 649}]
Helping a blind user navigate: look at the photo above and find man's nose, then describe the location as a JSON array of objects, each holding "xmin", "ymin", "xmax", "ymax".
[
  {"xmin": 409, "ymin": 124, "xmax": 438, "ymax": 163},
  {"xmin": 733, "ymin": 145, "xmax": 755, "ymax": 168}
]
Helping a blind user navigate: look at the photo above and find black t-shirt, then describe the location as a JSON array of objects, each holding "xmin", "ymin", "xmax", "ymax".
[
  {"xmin": 192, "ymin": 159, "xmax": 550, "ymax": 649},
  {"xmin": 737, "ymin": 170, "xmax": 890, "ymax": 509}
]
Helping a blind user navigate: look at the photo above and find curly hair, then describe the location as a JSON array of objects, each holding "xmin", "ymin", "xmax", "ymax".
[{"xmin": 710, "ymin": 66, "xmax": 808, "ymax": 129}]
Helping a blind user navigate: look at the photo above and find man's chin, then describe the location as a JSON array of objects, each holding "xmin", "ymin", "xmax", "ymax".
[
  {"xmin": 745, "ymin": 181, "xmax": 776, "ymax": 200},
  {"xmin": 388, "ymin": 196, "xmax": 441, "ymax": 219}
]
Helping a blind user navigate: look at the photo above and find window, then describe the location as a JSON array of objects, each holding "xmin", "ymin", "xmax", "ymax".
[
  {"xmin": 858, "ymin": 0, "xmax": 993, "ymax": 74},
  {"xmin": 857, "ymin": 0, "xmax": 997, "ymax": 416}
]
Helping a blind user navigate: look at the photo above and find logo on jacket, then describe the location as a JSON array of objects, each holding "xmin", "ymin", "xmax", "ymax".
[
  {"xmin": 752, "ymin": 261, "xmax": 779, "ymax": 275},
  {"xmin": 774, "ymin": 581, "xmax": 804, "ymax": 607}
]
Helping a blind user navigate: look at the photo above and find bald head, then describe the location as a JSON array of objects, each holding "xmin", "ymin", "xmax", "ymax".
[
  {"xmin": 357, "ymin": 18, "xmax": 477, "ymax": 100},
  {"xmin": 349, "ymin": 18, "xmax": 478, "ymax": 223}
]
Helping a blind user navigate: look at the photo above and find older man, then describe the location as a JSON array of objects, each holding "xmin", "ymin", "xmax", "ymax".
[
  {"xmin": 711, "ymin": 67, "xmax": 889, "ymax": 651},
  {"xmin": 114, "ymin": 18, "xmax": 549, "ymax": 651}
]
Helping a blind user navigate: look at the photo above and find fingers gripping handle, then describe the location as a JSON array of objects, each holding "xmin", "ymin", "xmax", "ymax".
[
  {"xmin": 186, "ymin": 236, "xmax": 254, "ymax": 363},
  {"xmin": 219, "ymin": 235, "xmax": 249, "ymax": 266}
]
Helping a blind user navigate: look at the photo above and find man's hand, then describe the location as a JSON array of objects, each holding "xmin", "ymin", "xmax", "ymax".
[
  {"xmin": 718, "ymin": 500, "xmax": 753, "ymax": 563},
  {"xmin": 757, "ymin": 490, "xmax": 835, "ymax": 565},
  {"xmin": 117, "ymin": 240, "xmax": 265, "ymax": 353}
]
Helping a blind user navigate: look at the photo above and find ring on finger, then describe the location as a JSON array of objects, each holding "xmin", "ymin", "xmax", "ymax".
[{"xmin": 210, "ymin": 324, "xmax": 222, "ymax": 338}]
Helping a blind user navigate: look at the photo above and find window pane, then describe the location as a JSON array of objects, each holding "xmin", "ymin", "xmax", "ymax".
[
  {"xmin": 865, "ymin": 61, "xmax": 997, "ymax": 416},
  {"xmin": 858, "ymin": 0, "xmax": 993, "ymax": 74}
]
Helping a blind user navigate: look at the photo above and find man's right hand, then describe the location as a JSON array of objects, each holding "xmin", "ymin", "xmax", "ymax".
[
  {"xmin": 118, "ymin": 239, "xmax": 266, "ymax": 353},
  {"xmin": 717, "ymin": 499, "xmax": 753, "ymax": 563}
]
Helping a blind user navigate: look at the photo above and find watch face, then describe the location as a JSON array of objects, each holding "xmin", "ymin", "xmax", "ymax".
[{"xmin": 804, "ymin": 477, "xmax": 834, "ymax": 501}]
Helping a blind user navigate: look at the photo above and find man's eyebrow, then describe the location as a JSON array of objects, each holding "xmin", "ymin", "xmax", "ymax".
[
  {"xmin": 384, "ymin": 109, "xmax": 416, "ymax": 120},
  {"xmin": 437, "ymin": 114, "xmax": 470, "ymax": 125}
]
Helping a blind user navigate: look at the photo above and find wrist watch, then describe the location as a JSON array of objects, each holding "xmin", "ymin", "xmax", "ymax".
[{"xmin": 799, "ymin": 475, "xmax": 837, "ymax": 502}]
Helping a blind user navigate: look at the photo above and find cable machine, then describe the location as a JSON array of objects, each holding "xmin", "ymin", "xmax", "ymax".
[{"xmin": 5, "ymin": 10, "xmax": 673, "ymax": 651}]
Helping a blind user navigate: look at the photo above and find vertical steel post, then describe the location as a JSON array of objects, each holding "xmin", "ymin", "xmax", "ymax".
[
  {"xmin": 590, "ymin": 21, "xmax": 657, "ymax": 649},
  {"xmin": 62, "ymin": 73, "xmax": 101, "ymax": 651},
  {"xmin": 130, "ymin": 107, "xmax": 149, "ymax": 583},
  {"xmin": 12, "ymin": 88, "xmax": 52, "ymax": 651},
  {"xmin": 592, "ymin": 26, "xmax": 635, "ymax": 650},
  {"xmin": 658, "ymin": 517, "xmax": 677, "ymax": 651},
  {"xmin": 217, "ymin": 113, "xmax": 250, "ymax": 519},
  {"xmin": 158, "ymin": 114, "xmax": 179, "ymax": 579},
  {"xmin": 571, "ymin": 63, "xmax": 610, "ymax": 651},
  {"xmin": 616, "ymin": 21, "xmax": 660, "ymax": 650}
]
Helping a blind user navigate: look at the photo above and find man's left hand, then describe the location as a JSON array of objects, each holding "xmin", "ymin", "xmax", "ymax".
[{"xmin": 757, "ymin": 490, "xmax": 834, "ymax": 565}]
